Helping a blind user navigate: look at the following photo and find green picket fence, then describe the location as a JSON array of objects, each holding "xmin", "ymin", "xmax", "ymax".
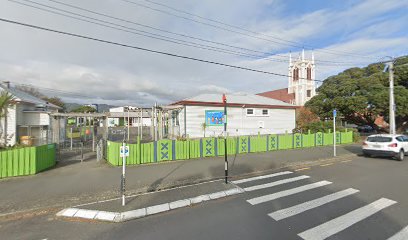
[
  {"xmin": 106, "ymin": 130, "xmax": 354, "ymax": 166},
  {"xmin": 0, "ymin": 144, "xmax": 56, "ymax": 179}
]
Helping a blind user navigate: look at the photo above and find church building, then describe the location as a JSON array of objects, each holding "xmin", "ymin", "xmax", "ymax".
[{"xmin": 258, "ymin": 50, "xmax": 316, "ymax": 106}]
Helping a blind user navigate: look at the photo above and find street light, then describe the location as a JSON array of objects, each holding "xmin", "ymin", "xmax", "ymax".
[{"xmin": 383, "ymin": 57, "xmax": 396, "ymax": 134}]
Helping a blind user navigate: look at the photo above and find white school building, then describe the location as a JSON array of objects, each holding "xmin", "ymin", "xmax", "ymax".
[{"xmin": 168, "ymin": 93, "xmax": 298, "ymax": 138}]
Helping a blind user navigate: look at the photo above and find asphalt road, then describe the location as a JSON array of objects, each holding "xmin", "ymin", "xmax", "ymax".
[{"xmin": 2, "ymin": 152, "xmax": 408, "ymax": 240}]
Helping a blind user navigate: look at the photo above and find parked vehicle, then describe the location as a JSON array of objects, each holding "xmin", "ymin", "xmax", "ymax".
[
  {"xmin": 357, "ymin": 125, "xmax": 375, "ymax": 133},
  {"xmin": 362, "ymin": 134, "xmax": 408, "ymax": 161}
]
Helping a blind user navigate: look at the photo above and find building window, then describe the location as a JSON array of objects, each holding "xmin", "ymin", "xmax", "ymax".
[
  {"xmin": 262, "ymin": 109, "xmax": 268, "ymax": 115},
  {"xmin": 307, "ymin": 90, "xmax": 311, "ymax": 97},
  {"xmin": 307, "ymin": 67, "xmax": 312, "ymax": 80},
  {"xmin": 246, "ymin": 109, "xmax": 254, "ymax": 115},
  {"xmin": 293, "ymin": 68, "xmax": 299, "ymax": 81}
]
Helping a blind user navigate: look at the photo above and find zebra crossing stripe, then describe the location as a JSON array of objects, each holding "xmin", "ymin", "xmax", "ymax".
[
  {"xmin": 247, "ymin": 181, "xmax": 332, "ymax": 205},
  {"xmin": 298, "ymin": 198, "xmax": 397, "ymax": 240},
  {"xmin": 269, "ymin": 188, "xmax": 360, "ymax": 221},
  {"xmin": 388, "ymin": 226, "xmax": 408, "ymax": 240},
  {"xmin": 243, "ymin": 175, "xmax": 310, "ymax": 192},
  {"xmin": 231, "ymin": 171, "xmax": 293, "ymax": 184}
]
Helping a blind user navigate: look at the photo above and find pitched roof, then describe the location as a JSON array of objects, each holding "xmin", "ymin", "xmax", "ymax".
[
  {"xmin": 171, "ymin": 93, "xmax": 297, "ymax": 109},
  {"xmin": 257, "ymin": 88, "xmax": 295, "ymax": 104},
  {"xmin": 0, "ymin": 86, "xmax": 61, "ymax": 109}
]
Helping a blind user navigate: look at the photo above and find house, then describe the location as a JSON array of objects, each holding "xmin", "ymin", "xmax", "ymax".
[
  {"xmin": 258, "ymin": 50, "xmax": 316, "ymax": 106},
  {"xmin": 0, "ymin": 82, "xmax": 61, "ymax": 146},
  {"xmin": 108, "ymin": 106, "xmax": 152, "ymax": 127},
  {"xmin": 168, "ymin": 93, "xmax": 298, "ymax": 138}
]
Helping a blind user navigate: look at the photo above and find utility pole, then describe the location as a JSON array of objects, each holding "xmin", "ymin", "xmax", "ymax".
[
  {"xmin": 388, "ymin": 61, "xmax": 396, "ymax": 135},
  {"xmin": 223, "ymin": 94, "xmax": 228, "ymax": 184},
  {"xmin": 127, "ymin": 107, "xmax": 130, "ymax": 142},
  {"xmin": 333, "ymin": 109, "xmax": 337, "ymax": 157}
]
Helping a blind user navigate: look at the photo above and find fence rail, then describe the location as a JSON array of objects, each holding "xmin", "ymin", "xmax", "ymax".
[
  {"xmin": 0, "ymin": 144, "xmax": 56, "ymax": 179},
  {"xmin": 106, "ymin": 130, "xmax": 354, "ymax": 166}
]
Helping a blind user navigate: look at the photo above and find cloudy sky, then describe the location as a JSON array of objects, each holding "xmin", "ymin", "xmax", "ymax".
[{"xmin": 0, "ymin": 0, "xmax": 407, "ymax": 106}]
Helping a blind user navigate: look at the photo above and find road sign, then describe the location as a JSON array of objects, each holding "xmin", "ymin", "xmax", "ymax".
[
  {"xmin": 120, "ymin": 146, "xmax": 129, "ymax": 157},
  {"xmin": 333, "ymin": 109, "xmax": 337, "ymax": 117}
]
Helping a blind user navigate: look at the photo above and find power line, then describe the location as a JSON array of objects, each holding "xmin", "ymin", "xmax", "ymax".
[
  {"xmin": 0, "ymin": 17, "xmax": 328, "ymax": 82},
  {"xmin": 9, "ymin": 0, "xmax": 364, "ymax": 66},
  {"xmin": 10, "ymin": 0, "xmax": 293, "ymax": 65},
  {"xmin": 121, "ymin": 0, "xmax": 380, "ymax": 60}
]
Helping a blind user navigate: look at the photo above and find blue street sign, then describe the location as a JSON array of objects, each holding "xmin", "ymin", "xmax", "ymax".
[
  {"xmin": 120, "ymin": 146, "xmax": 130, "ymax": 157},
  {"xmin": 333, "ymin": 109, "xmax": 337, "ymax": 117}
]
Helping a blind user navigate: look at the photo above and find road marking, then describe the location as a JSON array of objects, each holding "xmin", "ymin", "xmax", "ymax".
[
  {"xmin": 298, "ymin": 198, "xmax": 397, "ymax": 240},
  {"xmin": 341, "ymin": 160, "xmax": 352, "ymax": 163},
  {"xmin": 247, "ymin": 181, "xmax": 332, "ymax": 205},
  {"xmin": 388, "ymin": 225, "xmax": 408, "ymax": 240},
  {"xmin": 320, "ymin": 163, "xmax": 333, "ymax": 167},
  {"xmin": 231, "ymin": 171, "xmax": 293, "ymax": 184},
  {"xmin": 294, "ymin": 167, "xmax": 310, "ymax": 171},
  {"xmin": 269, "ymin": 188, "xmax": 360, "ymax": 221},
  {"xmin": 243, "ymin": 175, "xmax": 310, "ymax": 192}
]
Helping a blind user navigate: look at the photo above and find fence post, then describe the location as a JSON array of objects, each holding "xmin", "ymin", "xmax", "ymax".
[
  {"xmin": 137, "ymin": 136, "xmax": 141, "ymax": 164},
  {"xmin": 70, "ymin": 127, "xmax": 73, "ymax": 150},
  {"xmin": 81, "ymin": 142, "xmax": 84, "ymax": 163}
]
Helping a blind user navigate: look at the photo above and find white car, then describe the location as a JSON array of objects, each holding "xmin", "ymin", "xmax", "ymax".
[{"xmin": 362, "ymin": 134, "xmax": 408, "ymax": 161}]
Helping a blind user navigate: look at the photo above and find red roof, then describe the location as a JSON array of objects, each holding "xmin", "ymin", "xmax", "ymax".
[{"xmin": 257, "ymin": 88, "xmax": 295, "ymax": 104}]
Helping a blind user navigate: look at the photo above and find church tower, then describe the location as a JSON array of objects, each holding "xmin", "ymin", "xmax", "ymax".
[{"xmin": 288, "ymin": 50, "xmax": 316, "ymax": 106}]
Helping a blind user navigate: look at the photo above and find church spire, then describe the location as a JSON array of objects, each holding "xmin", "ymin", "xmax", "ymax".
[
  {"xmin": 311, "ymin": 50, "xmax": 315, "ymax": 64},
  {"xmin": 301, "ymin": 48, "xmax": 305, "ymax": 61},
  {"xmin": 289, "ymin": 51, "xmax": 292, "ymax": 66}
]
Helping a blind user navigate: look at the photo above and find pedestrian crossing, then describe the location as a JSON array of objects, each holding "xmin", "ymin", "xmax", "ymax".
[{"xmin": 232, "ymin": 171, "xmax": 407, "ymax": 240}]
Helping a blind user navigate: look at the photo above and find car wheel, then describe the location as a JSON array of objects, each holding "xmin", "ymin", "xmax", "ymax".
[
  {"xmin": 397, "ymin": 150, "xmax": 404, "ymax": 161},
  {"xmin": 363, "ymin": 153, "xmax": 371, "ymax": 158}
]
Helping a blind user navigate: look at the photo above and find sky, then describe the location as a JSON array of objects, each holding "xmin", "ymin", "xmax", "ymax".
[{"xmin": 0, "ymin": 0, "xmax": 407, "ymax": 107}]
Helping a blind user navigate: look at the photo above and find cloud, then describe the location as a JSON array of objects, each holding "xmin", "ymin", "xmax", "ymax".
[{"xmin": 0, "ymin": 0, "xmax": 407, "ymax": 108}]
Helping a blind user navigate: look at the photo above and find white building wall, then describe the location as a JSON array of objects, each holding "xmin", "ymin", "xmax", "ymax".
[
  {"xmin": 179, "ymin": 105, "xmax": 295, "ymax": 138},
  {"xmin": 21, "ymin": 112, "xmax": 50, "ymax": 126},
  {"xmin": 0, "ymin": 105, "xmax": 17, "ymax": 146}
]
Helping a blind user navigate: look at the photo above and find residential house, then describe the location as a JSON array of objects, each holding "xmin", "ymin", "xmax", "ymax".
[{"xmin": 0, "ymin": 83, "xmax": 61, "ymax": 146}]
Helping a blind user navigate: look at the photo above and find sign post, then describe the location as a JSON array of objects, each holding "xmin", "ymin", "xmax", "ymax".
[
  {"xmin": 223, "ymin": 94, "xmax": 228, "ymax": 184},
  {"xmin": 333, "ymin": 109, "xmax": 337, "ymax": 157},
  {"xmin": 120, "ymin": 142, "xmax": 129, "ymax": 206}
]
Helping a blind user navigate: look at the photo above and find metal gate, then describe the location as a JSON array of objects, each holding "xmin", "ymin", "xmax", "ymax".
[{"xmin": 57, "ymin": 139, "xmax": 96, "ymax": 163}]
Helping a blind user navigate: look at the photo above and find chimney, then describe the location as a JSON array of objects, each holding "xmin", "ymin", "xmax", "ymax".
[{"xmin": 2, "ymin": 81, "xmax": 10, "ymax": 89}]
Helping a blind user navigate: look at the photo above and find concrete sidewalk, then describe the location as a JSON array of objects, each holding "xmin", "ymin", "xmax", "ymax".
[
  {"xmin": 0, "ymin": 144, "xmax": 360, "ymax": 217},
  {"xmin": 57, "ymin": 180, "xmax": 244, "ymax": 222}
]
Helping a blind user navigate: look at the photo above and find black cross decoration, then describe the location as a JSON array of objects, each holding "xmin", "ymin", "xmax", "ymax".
[
  {"xmin": 205, "ymin": 140, "xmax": 213, "ymax": 155},
  {"xmin": 317, "ymin": 134, "xmax": 322, "ymax": 145},
  {"xmin": 161, "ymin": 143, "xmax": 169, "ymax": 159},
  {"xmin": 161, "ymin": 151, "xmax": 169, "ymax": 159},
  {"xmin": 295, "ymin": 135, "xmax": 301, "ymax": 147},
  {"xmin": 271, "ymin": 137, "xmax": 276, "ymax": 149},
  {"xmin": 241, "ymin": 138, "xmax": 247, "ymax": 152},
  {"xmin": 161, "ymin": 143, "xmax": 169, "ymax": 150}
]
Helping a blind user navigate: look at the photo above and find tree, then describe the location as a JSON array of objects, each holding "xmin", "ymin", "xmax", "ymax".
[
  {"xmin": 201, "ymin": 122, "xmax": 207, "ymax": 137},
  {"xmin": 42, "ymin": 97, "xmax": 65, "ymax": 111},
  {"xmin": 71, "ymin": 105, "xmax": 97, "ymax": 113},
  {"xmin": 0, "ymin": 91, "xmax": 14, "ymax": 147},
  {"xmin": 305, "ymin": 56, "xmax": 408, "ymax": 132},
  {"xmin": 295, "ymin": 107, "xmax": 320, "ymax": 132}
]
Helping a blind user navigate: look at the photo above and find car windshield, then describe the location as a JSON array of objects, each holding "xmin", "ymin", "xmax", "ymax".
[{"xmin": 366, "ymin": 136, "xmax": 392, "ymax": 142}]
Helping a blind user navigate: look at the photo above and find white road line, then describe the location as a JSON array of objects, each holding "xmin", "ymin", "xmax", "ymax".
[
  {"xmin": 243, "ymin": 175, "xmax": 310, "ymax": 192},
  {"xmin": 269, "ymin": 188, "xmax": 360, "ymax": 221},
  {"xmin": 388, "ymin": 226, "xmax": 408, "ymax": 240},
  {"xmin": 298, "ymin": 198, "xmax": 397, "ymax": 240},
  {"xmin": 247, "ymin": 181, "xmax": 332, "ymax": 205},
  {"xmin": 232, "ymin": 171, "xmax": 293, "ymax": 184}
]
